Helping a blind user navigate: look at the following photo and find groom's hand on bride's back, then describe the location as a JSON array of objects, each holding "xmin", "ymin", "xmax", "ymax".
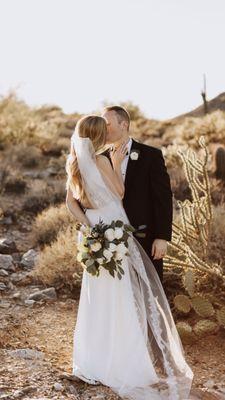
[{"xmin": 151, "ymin": 239, "xmax": 167, "ymax": 260}]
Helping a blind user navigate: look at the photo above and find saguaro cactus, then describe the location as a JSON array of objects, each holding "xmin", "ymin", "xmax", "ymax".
[{"xmin": 215, "ymin": 146, "xmax": 225, "ymax": 181}]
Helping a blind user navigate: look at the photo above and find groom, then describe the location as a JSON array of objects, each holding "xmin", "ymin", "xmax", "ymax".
[{"xmin": 101, "ymin": 105, "xmax": 173, "ymax": 285}]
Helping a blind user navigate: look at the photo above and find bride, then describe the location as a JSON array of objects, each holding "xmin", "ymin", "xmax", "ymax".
[{"xmin": 65, "ymin": 115, "xmax": 194, "ymax": 400}]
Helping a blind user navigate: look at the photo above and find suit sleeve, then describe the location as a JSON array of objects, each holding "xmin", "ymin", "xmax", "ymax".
[{"xmin": 149, "ymin": 149, "xmax": 173, "ymax": 241}]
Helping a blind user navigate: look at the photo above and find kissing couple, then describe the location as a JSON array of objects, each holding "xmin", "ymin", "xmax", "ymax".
[{"xmin": 65, "ymin": 105, "xmax": 193, "ymax": 399}]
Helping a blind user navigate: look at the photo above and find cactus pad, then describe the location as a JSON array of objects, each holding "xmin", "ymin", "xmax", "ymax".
[{"xmin": 191, "ymin": 295, "xmax": 215, "ymax": 317}]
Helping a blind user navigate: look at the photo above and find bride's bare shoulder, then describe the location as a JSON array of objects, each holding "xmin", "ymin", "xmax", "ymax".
[{"xmin": 96, "ymin": 154, "xmax": 113, "ymax": 172}]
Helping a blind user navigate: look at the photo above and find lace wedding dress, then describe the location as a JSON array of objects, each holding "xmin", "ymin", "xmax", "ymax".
[{"xmin": 69, "ymin": 128, "xmax": 194, "ymax": 400}]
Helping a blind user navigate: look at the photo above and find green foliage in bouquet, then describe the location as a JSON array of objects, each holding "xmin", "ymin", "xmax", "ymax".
[{"xmin": 75, "ymin": 219, "xmax": 135, "ymax": 280}]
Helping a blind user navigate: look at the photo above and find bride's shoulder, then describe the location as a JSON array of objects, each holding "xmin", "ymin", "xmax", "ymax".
[
  {"xmin": 96, "ymin": 154, "xmax": 109, "ymax": 162},
  {"xmin": 96, "ymin": 154, "xmax": 112, "ymax": 169}
]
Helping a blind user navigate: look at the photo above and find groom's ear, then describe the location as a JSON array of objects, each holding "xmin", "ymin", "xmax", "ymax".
[{"xmin": 121, "ymin": 120, "xmax": 129, "ymax": 132}]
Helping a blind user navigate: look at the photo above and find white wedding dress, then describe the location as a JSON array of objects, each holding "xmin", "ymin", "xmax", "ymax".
[{"xmin": 69, "ymin": 128, "xmax": 194, "ymax": 400}]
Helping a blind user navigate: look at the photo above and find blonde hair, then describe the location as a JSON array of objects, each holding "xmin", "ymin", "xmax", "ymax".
[{"xmin": 66, "ymin": 115, "xmax": 107, "ymax": 205}]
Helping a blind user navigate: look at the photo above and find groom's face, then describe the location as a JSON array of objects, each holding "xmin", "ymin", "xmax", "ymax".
[{"xmin": 102, "ymin": 110, "xmax": 123, "ymax": 144}]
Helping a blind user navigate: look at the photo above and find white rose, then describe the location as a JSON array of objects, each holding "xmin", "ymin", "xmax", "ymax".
[
  {"xmin": 109, "ymin": 242, "xmax": 117, "ymax": 252},
  {"xmin": 90, "ymin": 242, "xmax": 102, "ymax": 252},
  {"xmin": 115, "ymin": 251, "xmax": 124, "ymax": 261},
  {"xmin": 104, "ymin": 228, "xmax": 115, "ymax": 241},
  {"xmin": 103, "ymin": 249, "xmax": 113, "ymax": 261},
  {"xmin": 97, "ymin": 257, "xmax": 104, "ymax": 264},
  {"xmin": 114, "ymin": 227, "xmax": 124, "ymax": 240},
  {"xmin": 116, "ymin": 242, "xmax": 127, "ymax": 255},
  {"xmin": 130, "ymin": 151, "xmax": 139, "ymax": 160}
]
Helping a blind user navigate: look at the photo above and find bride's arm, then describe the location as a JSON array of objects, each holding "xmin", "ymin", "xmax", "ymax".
[
  {"xmin": 96, "ymin": 155, "xmax": 125, "ymax": 200},
  {"xmin": 66, "ymin": 187, "xmax": 90, "ymax": 225}
]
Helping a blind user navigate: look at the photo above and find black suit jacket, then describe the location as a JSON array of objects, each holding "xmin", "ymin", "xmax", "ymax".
[{"xmin": 102, "ymin": 139, "xmax": 173, "ymax": 250}]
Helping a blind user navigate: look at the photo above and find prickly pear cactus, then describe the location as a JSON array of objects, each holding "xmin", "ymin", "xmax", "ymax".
[
  {"xmin": 191, "ymin": 295, "xmax": 215, "ymax": 318},
  {"xmin": 174, "ymin": 294, "xmax": 192, "ymax": 314},
  {"xmin": 193, "ymin": 319, "xmax": 218, "ymax": 337},
  {"xmin": 216, "ymin": 307, "xmax": 225, "ymax": 327},
  {"xmin": 176, "ymin": 321, "xmax": 196, "ymax": 344},
  {"xmin": 183, "ymin": 269, "xmax": 195, "ymax": 297}
]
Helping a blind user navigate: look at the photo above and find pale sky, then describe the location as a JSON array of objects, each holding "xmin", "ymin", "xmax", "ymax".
[{"xmin": 0, "ymin": 0, "xmax": 225, "ymax": 120}]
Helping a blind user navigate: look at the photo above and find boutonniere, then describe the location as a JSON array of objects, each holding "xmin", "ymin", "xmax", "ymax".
[{"xmin": 130, "ymin": 149, "xmax": 140, "ymax": 160}]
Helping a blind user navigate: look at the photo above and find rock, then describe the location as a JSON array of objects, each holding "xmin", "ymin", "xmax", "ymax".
[
  {"xmin": 12, "ymin": 292, "xmax": 21, "ymax": 299},
  {"xmin": 68, "ymin": 385, "xmax": 78, "ymax": 395},
  {"xmin": 204, "ymin": 379, "xmax": 216, "ymax": 389},
  {"xmin": 0, "ymin": 255, "xmax": 14, "ymax": 270},
  {"xmin": 22, "ymin": 171, "xmax": 40, "ymax": 179},
  {"xmin": 7, "ymin": 281, "xmax": 15, "ymax": 290},
  {"xmin": 11, "ymin": 389, "xmax": 24, "ymax": 398},
  {"xmin": 0, "ymin": 238, "xmax": 17, "ymax": 254},
  {"xmin": 8, "ymin": 348, "xmax": 45, "ymax": 360},
  {"xmin": 0, "ymin": 269, "xmax": 9, "ymax": 276},
  {"xmin": 20, "ymin": 249, "xmax": 38, "ymax": 269},
  {"xmin": 0, "ymin": 300, "xmax": 11, "ymax": 308},
  {"xmin": 0, "ymin": 216, "xmax": 13, "ymax": 225},
  {"xmin": 53, "ymin": 382, "xmax": 64, "ymax": 391},
  {"xmin": 24, "ymin": 299, "xmax": 35, "ymax": 306},
  {"xmin": 58, "ymin": 372, "xmax": 82, "ymax": 382},
  {"xmin": 28, "ymin": 287, "xmax": 57, "ymax": 301},
  {"xmin": 10, "ymin": 271, "xmax": 27, "ymax": 283},
  {"xmin": 0, "ymin": 282, "xmax": 7, "ymax": 291}
]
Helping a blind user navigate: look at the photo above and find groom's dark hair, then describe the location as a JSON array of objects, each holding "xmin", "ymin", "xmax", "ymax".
[{"xmin": 103, "ymin": 105, "xmax": 130, "ymax": 131}]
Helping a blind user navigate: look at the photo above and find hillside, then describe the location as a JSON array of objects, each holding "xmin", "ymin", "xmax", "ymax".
[{"xmin": 172, "ymin": 92, "xmax": 225, "ymax": 121}]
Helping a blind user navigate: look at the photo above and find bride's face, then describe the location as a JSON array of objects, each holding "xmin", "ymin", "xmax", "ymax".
[{"xmin": 102, "ymin": 111, "xmax": 123, "ymax": 144}]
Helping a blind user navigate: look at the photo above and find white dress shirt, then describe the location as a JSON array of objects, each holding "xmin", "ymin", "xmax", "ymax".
[{"xmin": 121, "ymin": 137, "xmax": 133, "ymax": 181}]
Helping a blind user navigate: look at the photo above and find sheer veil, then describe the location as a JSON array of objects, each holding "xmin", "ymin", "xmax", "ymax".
[{"xmin": 69, "ymin": 126, "xmax": 194, "ymax": 400}]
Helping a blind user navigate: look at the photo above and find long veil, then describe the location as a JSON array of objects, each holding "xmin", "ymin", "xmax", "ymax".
[{"xmin": 70, "ymin": 127, "xmax": 194, "ymax": 400}]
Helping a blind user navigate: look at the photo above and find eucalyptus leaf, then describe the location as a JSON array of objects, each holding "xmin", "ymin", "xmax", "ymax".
[
  {"xmin": 118, "ymin": 266, "xmax": 125, "ymax": 275},
  {"xmin": 85, "ymin": 259, "xmax": 95, "ymax": 267},
  {"xmin": 117, "ymin": 272, "xmax": 122, "ymax": 280},
  {"xmin": 115, "ymin": 220, "xmax": 123, "ymax": 227}
]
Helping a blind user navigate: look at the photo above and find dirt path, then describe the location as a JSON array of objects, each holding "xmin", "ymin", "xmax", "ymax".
[
  {"xmin": 0, "ymin": 153, "xmax": 225, "ymax": 399},
  {"xmin": 1, "ymin": 291, "xmax": 225, "ymax": 400}
]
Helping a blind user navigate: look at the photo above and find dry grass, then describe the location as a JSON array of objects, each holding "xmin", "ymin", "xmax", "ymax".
[
  {"xmin": 163, "ymin": 110, "xmax": 225, "ymax": 148},
  {"xmin": 30, "ymin": 225, "xmax": 83, "ymax": 290},
  {"xmin": 0, "ymin": 92, "xmax": 60, "ymax": 146},
  {"xmin": 32, "ymin": 203, "xmax": 74, "ymax": 246},
  {"xmin": 14, "ymin": 143, "xmax": 43, "ymax": 167},
  {"xmin": 208, "ymin": 204, "xmax": 225, "ymax": 269},
  {"xmin": 3, "ymin": 174, "xmax": 27, "ymax": 194},
  {"xmin": 23, "ymin": 180, "xmax": 66, "ymax": 214}
]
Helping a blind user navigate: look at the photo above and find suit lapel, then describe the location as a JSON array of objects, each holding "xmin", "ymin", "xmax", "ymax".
[{"xmin": 124, "ymin": 139, "xmax": 142, "ymax": 194}]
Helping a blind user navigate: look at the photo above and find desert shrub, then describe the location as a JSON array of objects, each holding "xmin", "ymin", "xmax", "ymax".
[
  {"xmin": 30, "ymin": 225, "xmax": 82, "ymax": 290},
  {"xmin": 0, "ymin": 92, "xmax": 59, "ymax": 146},
  {"xmin": 41, "ymin": 137, "xmax": 70, "ymax": 157},
  {"xmin": 169, "ymin": 168, "xmax": 192, "ymax": 202},
  {"xmin": 23, "ymin": 180, "xmax": 66, "ymax": 214},
  {"xmin": 164, "ymin": 110, "xmax": 225, "ymax": 147},
  {"xmin": 215, "ymin": 146, "xmax": 225, "ymax": 181},
  {"xmin": 208, "ymin": 205, "xmax": 225, "ymax": 268},
  {"xmin": 4, "ymin": 175, "xmax": 27, "ymax": 194},
  {"xmin": 102, "ymin": 100, "xmax": 145, "ymax": 120},
  {"xmin": 14, "ymin": 144, "xmax": 42, "ymax": 167},
  {"xmin": 32, "ymin": 203, "xmax": 74, "ymax": 245},
  {"xmin": 47, "ymin": 153, "xmax": 68, "ymax": 176}
]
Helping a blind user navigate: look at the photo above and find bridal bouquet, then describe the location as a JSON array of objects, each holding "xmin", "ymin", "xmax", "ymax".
[{"xmin": 75, "ymin": 219, "xmax": 135, "ymax": 279}]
